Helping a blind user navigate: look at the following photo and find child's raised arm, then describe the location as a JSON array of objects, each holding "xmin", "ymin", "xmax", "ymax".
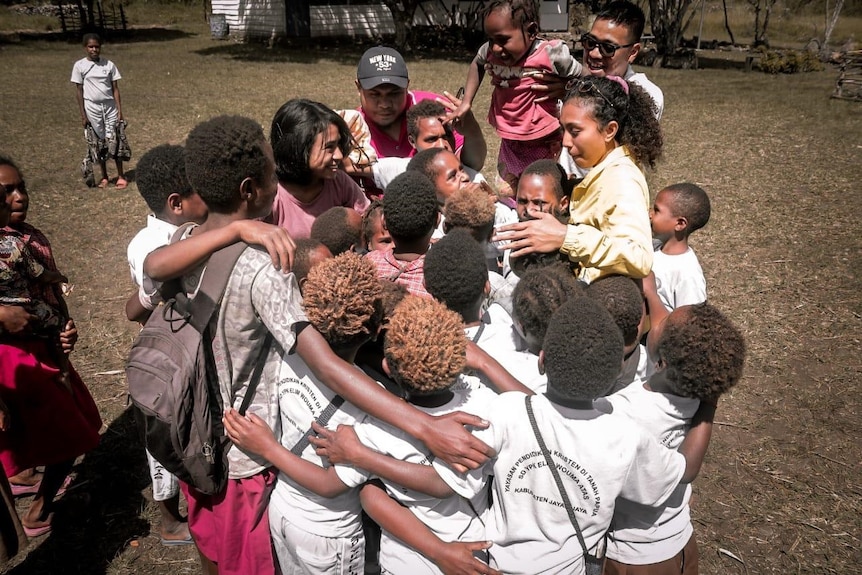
[
  {"xmin": 438, "ymin": 90, "xmax": 487, "ymax": 173},
  {"xmin": 143, "ymin": 220, "xmax": 295, "ymax": 281},
  {"xmin": 223, "ymin": 408, "xmax": 349, "ymax": 498},
  {"xmin": 310, "ymin": 422, "xmax": 453, "ymax": 499},
  {"xmin": 449, "ymin": 56, "xmax": 486, "ymax": 125},
  {"xmin": 295, "ymin": 326, "xmax": 494, "ymax": 473},
  {"xmin": 359, "ymin": 480, "xmax": 500, "ymax": 575}
]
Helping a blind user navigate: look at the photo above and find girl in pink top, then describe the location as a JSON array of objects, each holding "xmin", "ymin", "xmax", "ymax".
[
  {"xmin": 267, "ymin": 99, "xmax": 370, "ymax": 238},
  {"xmin": 454, "ymin": 0, "xmax": 582, "ymax": 192}
]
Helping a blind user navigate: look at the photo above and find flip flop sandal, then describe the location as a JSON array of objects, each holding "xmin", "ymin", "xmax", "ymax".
[
  {"xmin": 23, "ymin": 523, "xmax": 52, "ymax": 538},
  {"xmin": 97, "ymin": 178, "xmax": 109, "ymax": 189},
  {"xmin": 115, "ymin": 178, "xmax": 128, "ymax": 190},
  {"xmin": 10, "ymin": 482, "xmax": 40, "ymax": 497}
]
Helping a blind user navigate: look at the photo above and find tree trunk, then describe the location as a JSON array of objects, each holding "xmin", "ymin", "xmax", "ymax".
[
  {"xmin": 722, "ymin": 0, "xmax": 736, "ymax": 45},
  {"xmin": 649, "ymin": 0, "xmax": 695, "ymax": 56},
  {"xmin": 382, "ymin": 0, "xmax": 420, "ymax": 51},
  {"xmin": 823, "ymin": 0, "xmax": 844, "ymax": 47}
]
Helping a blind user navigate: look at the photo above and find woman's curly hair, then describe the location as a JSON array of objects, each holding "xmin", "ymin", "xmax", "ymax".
[
  {"xmin": 302, "ymin": 252, "xmax": 383, "ymax": 351},
  {"xmin": 564, "ymin": 76, "xmax": 663, "ymax": 169},
  {"xmin": 384, "ymin": 295, "xmax": 466, "ymax": 396},
  {"xmin": 658, "ymin": 303, "xmax": 747, "ymax": 401}
]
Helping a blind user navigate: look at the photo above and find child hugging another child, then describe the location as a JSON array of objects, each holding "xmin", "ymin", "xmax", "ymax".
[
  {"xmin": 650, "ymin": 183, "xmax": 711, "ymax": 311},
  {"xmin": 452, "ymin": 0, "xmax": 583, "ymax": 194},
  {"xmin": 596, "ymin": 303, "xmax": 746, "ymax": 574},
  {"xmin": 224, "ymin": 252, "xmax": 384, "ymax": 574}
]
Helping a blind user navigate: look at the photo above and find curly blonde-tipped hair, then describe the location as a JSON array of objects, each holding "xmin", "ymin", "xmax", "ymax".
[
  {"xmin": 302, "ymin": 252, "xmax": 383, "ymax": 350},
  {"xmin": 384, "ymin": 295, "xmax": 466, "ymax": 396},
  {"xmin": 443, "ymin": 186, "xmax": 496, "ymax": 232}
]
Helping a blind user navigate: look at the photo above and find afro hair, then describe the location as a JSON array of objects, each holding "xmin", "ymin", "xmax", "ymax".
[
  {"xmin": 292, "ymin": 238, "xmax": 333, "ymax": 286},
  {"xmin": 660, "ymin": 183, "xmax": 711, "ymax": 233},
  {"xmin": 423, "ymin": 228, "xmax": 488, "ymax": 321},
  {"xmin": 543, "ymin": 297, "xmax": 624, "ymax": 401},
  {"xmin": 135, "ymin": 144, "xmax": 193, "ymax": 214},
  {"xmin": 310, "ymin": 207, "xmax": 362, "ymax": 255},
  {"xmin": 586, "ymin": 275, "xmax": 644, "ymax": 347},
  {"xmin": 382, "ymin": 171, "xmax": 438, "ymax": 241},
  {"xmin": 384, "ymin": 295, "xmax": 466, "ymax": 396},
  {"xmin": 184, "ymin": 115, "xmax": 268, "ymax": 214},
  {"xmin": 657, "ymin": 303, "xmax": 746, "ymax": 401},
  {"xmin": 302, "ymin": 251, "xmax": 383, "ymax": 351},
  {"xmin": 443, "ymin": 186, "xmax": 496, "ymax": 240},
  {"xmin": 512, "ymin": 264, "xmax": 583, "ymax": 347}
]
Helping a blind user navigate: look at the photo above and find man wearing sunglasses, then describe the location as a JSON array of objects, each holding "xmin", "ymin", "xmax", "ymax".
[{"xmin": 532, "ymin": 1, "xmax": 663, "ymax": 121}]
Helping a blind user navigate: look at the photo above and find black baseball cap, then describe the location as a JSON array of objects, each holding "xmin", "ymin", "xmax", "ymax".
[{"xmin": 357, "ymin": 47, "xmax": 409, "ymax": 90}]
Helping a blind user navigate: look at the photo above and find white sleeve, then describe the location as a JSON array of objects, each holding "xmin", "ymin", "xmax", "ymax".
[
  {"xmin": 619, "ymin": 430, "xmax": 686, "ymax": 507},
  {"xmin": 671, "ymin": 274, "xmax": 706, "ymax": 308}
]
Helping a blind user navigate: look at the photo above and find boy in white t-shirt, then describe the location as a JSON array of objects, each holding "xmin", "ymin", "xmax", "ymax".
[
  {"xmin": 124, "ymin": 144, "xmax": 206, "ymax": 546},
  {"xmin": 596, "ymin": 302, "xmax": 746, "ymax": 574},
  {"xmin": 223, "ymin": 252, "xmax": 384, "ymax": 574},
  {"xmin": 433, "ymin": 297, "xmax": 716, "ymax": 575},
  {"xmin": 649, "ymin": 183, "xmax": 711, "ymax": 311}
]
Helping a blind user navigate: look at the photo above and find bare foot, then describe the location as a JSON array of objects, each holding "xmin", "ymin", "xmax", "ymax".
[{"xmin": 9, "ymin": 468, "xmax": 43, "ymax": 487}]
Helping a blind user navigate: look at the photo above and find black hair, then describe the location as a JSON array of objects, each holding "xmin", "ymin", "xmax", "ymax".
[
  {"xmin": 310, "ymin": 207, "xmax": 362, "ymax": 255},
  {"xmin": 512, "ymin": 265, "xmax": 583, "ymax": 344},
  {"xmin": 270, "ymin": 99, "xmax": 352, "ymax": 186},
  {"xmin": 563, "ymin": 76, "xmax": 662, "ymax": 168},
  {"xmin": 406, "ymin": 100, "xmax": 448, "ymax": 141},
  {"xmin": 657, "ymin": 303, "xmax": 746, "ymax": 401},
  {"xmin": 423, "ymin": 228, "xmax": 488, "ymax": 321},
  {"xmin": 82, "ymin": 32, "xmax": 101, "ymax": 45},
  {"xmin": 661, "ymin": 183, "xmax": 711, "ymax": 234},
  {"xmin": 520, "ymin": 159, "xmax": 572, "ymax": 200},
  {"xmin": 135, "ymin": 144, "xmax": 193, "ymax": 214},
  {"xmin": 483, "ymin": 0, "xmax": 539, "ymax": 28},
  {"xmin": 543, "ymin": 297, "xmax": 624, "ymax": 401},
  {"xmin": 596, "ymin": 1, "xmax": 646, "ymax": 43},
  {"xmin": 292, "ymin": 237, "xmax": 332, "ymax": 286},
  {"xmin": 406, "ymin": 148, "xmax": 448, "ymax": 184},
  {"xmin": 381, "ymin": 171, "xmax": 438, "ymax": 242},
  {"xmin": 0, "ymin": 155, "xmax": 21, "ymax": 175},
  {"xmin": 586, "ymin": 275, "xmax": 643, "ymax": 347},
  {"xmin": 184, "ymin": 115, "xmax": 269, "ymax": 214}
]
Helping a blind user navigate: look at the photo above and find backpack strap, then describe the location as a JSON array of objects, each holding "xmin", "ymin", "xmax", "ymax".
[
  {"xmin": 290, "ymin": 395, "xmax": 345, "ymax": 455},
  {"xmin": 525, "ymin": 394, "xmax": 591, "ymax": 558}
]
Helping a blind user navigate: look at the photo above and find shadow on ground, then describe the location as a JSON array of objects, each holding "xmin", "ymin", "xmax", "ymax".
[
  {"xmin": 0, "ymin": 27, "xmax": 194, "ymax": 46},
  {"xmin": 7, "ymin": 408, "xmax": 151, "ymax": 575}
]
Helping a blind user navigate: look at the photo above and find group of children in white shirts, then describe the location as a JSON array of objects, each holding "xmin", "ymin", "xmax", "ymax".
[{"xmin": 122, "ymin": 111, "xmax": 745, "ymax": 575}]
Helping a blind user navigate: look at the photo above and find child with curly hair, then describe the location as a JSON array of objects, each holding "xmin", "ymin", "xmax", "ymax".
[
  {"xmin": 311, "ymin": 295, "xmax": 502, "ymax": 575},
  {"xmin": 223, "ymin": 252, "xmax": 384, "ymax": 574},
  {"xmin": 309, "ymin": 206, "xmax": 362, "ymax": 256},
  {"xmin": 596, "ymin": 303, "xmax": 745, "ymax": 574},
  {"xmin": 510, "ymin": 264, "xmax": 583, "ymax": 356},
  {"xmin": 359, "ymin": 200, "xmax": 392, "ymax": 253}
]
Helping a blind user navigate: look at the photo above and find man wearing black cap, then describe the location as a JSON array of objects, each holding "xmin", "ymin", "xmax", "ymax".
[{"xmin": 352, "ymin": 47, "xmax": 486, "ymax": 195}]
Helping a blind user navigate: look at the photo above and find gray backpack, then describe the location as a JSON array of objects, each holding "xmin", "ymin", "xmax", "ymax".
[{"xmin": 126, "ymin": 238, "xmax": 269, "ymax": 495}]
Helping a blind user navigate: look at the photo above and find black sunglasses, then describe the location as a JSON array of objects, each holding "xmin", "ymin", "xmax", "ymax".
[
  {"xmin": 580, "ymin": 34, "xmax": 636, "ymax": 57},
  {"xmin": 0, "ymin": 181, "xmax": 26, "ymax": 195},
  {"xmin": 564, "ymin": 79, "xmax": 616, "ymax": 110}
]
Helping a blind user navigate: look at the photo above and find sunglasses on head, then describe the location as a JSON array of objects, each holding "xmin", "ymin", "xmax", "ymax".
[
  {"xmin": 564, "ymin": 79, "xmax": 616, "ymax": 110},
  {"xmin": 0, "ymin": 181, "xmax": 26, "ymax": 195},
  {"xmin": 580, "ymin": 34, "xmax": 636, "ymax": 57}
]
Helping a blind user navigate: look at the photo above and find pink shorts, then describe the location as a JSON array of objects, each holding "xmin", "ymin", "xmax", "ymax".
[
  {"xmin": 497, "ymin": 133, "xmax": 564, "ymax": 185},
  {"xmin": 181, "ymin": 469, "xmax": 278, "ymax": 575}
]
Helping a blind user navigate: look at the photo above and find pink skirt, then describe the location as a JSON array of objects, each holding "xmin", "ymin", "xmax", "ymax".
[{"xmin": 0, "ymin": 339, "xmax": 102, "ymax": 476}]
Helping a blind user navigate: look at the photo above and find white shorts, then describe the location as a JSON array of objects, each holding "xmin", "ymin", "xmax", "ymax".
[
  {"xmin": 146, "ymin": 449, "xmax": 179, "ymax": 502},
  {"xmin": 84, "ymin": 99, "xmax": 118, "ymax": 140},
  {"xmin": 269, "ymin": 504, "xmax": 364, "ymax": 575}
]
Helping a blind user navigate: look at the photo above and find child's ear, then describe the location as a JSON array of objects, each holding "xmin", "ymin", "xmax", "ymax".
[
  {"xmin": 603, "ymin": 120, "xmax": 620, "ymax": 142},
  {"xmin": 538, "ymin": 350, "xmax": 545, "ymax": 375},
  {"xmin": 483, "ymin": 280, "xmax": 491, "ymax": 296},
  {"xmin": 167, "ymin": 193, "xmax": 183, "ymax": 214},
  {"xmin": 675, "ymin": 215, "xmax": 688, "ymax": 232},
  {"xmin": 526, "ymin": 21, "xmax": 539, "ymax": 38},
  {"xmin": 239, "ymin": 177, "xmax": 255, "ymax": 201},
  {"xmin": 381, "ymin": 357, "xmax": 392, "ymax": 377}
]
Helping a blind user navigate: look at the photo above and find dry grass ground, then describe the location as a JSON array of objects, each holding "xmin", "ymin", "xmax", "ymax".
[{"xmin": 0, "ymin": 4, "xmax": 860, "ymax": 574}]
